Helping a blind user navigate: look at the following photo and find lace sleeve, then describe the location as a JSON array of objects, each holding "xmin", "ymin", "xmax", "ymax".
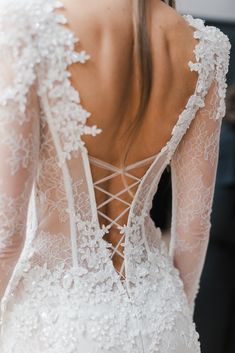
[
  {"xmin": 169, "ymin": 32, "xmax": 230, "ymax": 314},
  {"xmin": 0, "ymin": 6, "xmax": 40, "ymax": 299}
]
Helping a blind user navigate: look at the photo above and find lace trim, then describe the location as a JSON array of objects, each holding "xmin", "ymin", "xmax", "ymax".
[
  {"xmin": 168, "ymin": 15, "xmax": 230, "ymax": 158},
  {"xmin": 36, "ymin": 0, "xmax": 102, "ymax": 163}
]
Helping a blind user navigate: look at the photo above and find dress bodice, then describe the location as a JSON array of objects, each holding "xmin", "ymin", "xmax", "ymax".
[{"xmin": 0, "ymin": 1, "xmax": 231, "ymax": 352}]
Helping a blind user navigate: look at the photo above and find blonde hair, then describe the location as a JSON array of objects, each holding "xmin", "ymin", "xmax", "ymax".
[{"xmin": 121, "ymin": 0, "xmax": 176, "ymax": 194}]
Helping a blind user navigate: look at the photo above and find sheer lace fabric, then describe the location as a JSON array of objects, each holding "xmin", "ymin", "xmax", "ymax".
[
  {"xmin": 0, "ymin": 41, "xmax": 40, "ymax": 299},
  {"xmin": 170, "ymin": 82, "xmax": 224, "ymax": 311},
  {"xmin": 0, "ymin": 1, "xmax": 231, "ymax": 353}
]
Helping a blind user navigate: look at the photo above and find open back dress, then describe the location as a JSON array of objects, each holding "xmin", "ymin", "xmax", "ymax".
[{"xmin": 0, "ymin": 1, "xmax": 231, "ymax": 352}]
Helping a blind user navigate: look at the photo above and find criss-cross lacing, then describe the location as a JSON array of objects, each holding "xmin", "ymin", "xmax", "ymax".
[{"xmin": 89, "ymin": 154, "xmax": 157, "ymax": 280}]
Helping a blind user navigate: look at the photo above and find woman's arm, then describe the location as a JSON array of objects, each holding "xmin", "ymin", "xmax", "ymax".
[
  {"xmin": 169, "ymin": 24, "xmax": 231, "ymax": 314},
  {"xmin": 170, "ymin": 78, "xmax": 229, "ymax": 314},
  {"xmin": 0, "ymin": 11, "xmax": 40, "ymax": 299}
]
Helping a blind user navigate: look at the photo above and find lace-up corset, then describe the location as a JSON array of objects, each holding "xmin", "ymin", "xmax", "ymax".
[{"xmin": 89, "ymin": 154, "xmax": 158, "ymax": 280}]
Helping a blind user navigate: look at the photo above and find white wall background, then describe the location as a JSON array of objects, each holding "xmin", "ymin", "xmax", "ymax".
[{"xmin": 177, "ymin": 0, "xmax": 235, "ymax": 22}]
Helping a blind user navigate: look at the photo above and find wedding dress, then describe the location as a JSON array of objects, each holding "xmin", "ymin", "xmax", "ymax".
[{"xmin": 0, "ymin": 0, "xmax": 231, "ymax": 352}]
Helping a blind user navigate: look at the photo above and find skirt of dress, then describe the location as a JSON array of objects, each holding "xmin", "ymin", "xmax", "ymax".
[{"xmin": 0, "ymin": 248, "xmax": 201, "ymax": 353}]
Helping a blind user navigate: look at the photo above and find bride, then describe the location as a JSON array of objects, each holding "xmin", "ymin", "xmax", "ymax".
[{"xmin": 0, "ymin": 0, "xmax": 231, "ymax": 352}]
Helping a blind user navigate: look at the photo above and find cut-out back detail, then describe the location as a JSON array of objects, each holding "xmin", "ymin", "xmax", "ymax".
[{"xmin": 89, "ymin": 154, "xmax": 158, "ymax": 280}]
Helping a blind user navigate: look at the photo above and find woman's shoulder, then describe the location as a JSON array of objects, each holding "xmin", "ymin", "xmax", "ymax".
[
  {"xmin": 156, "ymin": 2, "xmax": 230, "ymax": 49},
  {"xmin": 157, "ymin": 3, "xmax": 230, "ymax": 66},
  {"xmin": 183, "ymin": 14, "xmax": 231, "ymax": 55},
  {"xmin": 0, "ymin": 0, "xmax": 64, "ymax": 108},
  {"xmin": 0, "ymin": 0, "xmax": 40, "ymax": 27},
  {"xmin": 181, "ymin": 14, "xmax": 231, "ymax": 99},
  {"xmin": 161, "ymin": 4, "xmax": 230, "ymax": 80},
  {"xmin": 0, "ymin": 0, "xmax": 45, "ymax": 50},
  {"xmin": 0, "ymin": 0, "xmax": 62, "ymax": 34},
  {"xmin": 151, "ymin": 2, "xmax": 231, "ymax": 121}
]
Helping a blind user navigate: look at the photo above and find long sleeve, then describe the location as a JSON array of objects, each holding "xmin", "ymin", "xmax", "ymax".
[
  {"xmin": 0, "ymin": 7, "xmax": 40, "ymax": 299},
  {"xmin": 170, "ymin": 78, "xmax": 229, "ymax": 313}
]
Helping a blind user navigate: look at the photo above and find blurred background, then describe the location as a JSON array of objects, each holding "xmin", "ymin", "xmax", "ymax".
[{"xmin": 151, "ymin": 1, "xmax": 235, "ymax": 353}]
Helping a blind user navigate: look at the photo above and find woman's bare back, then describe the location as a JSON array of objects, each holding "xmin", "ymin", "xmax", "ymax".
[
  {"xmin": 58, "ymin": 0, "xmax": 198, "ymax": 266},
  {"xmin": 60, "ymin": 0, "xmax": 198, "ymax": 163}
]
